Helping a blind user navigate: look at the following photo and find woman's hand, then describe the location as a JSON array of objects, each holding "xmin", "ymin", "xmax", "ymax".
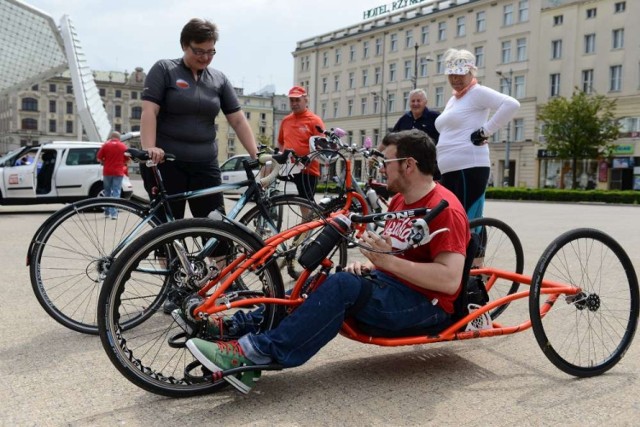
[{"xmin": 146, "ymin": 147, "xmax": 165, "ymax": 164}]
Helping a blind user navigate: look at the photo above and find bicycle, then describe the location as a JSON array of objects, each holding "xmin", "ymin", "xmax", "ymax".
[
  {"xmin": 97, "ymin": 198, "xmax": 638, "ymax": 397},
  {"xmin": 27, "ymin": 147, "xmax": 348, "ymax": 334}
]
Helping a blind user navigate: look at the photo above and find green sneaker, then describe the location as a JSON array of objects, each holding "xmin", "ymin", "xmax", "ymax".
[
  {"xmin": 186, "ymin": 339, "xmax": 261, "ymax": 394},
  {"xmin": 172, "ymin": 309, "xmax": 231, "ymax": 339}
]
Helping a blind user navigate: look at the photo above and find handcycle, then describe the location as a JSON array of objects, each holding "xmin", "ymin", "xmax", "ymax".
[
  {"xmin": 97, "ymin": 194, "xmax": 638, "ymax": 397},
  {"xmin": 26, "ymin": 146, "xmax": 349, "ymax": 334}
]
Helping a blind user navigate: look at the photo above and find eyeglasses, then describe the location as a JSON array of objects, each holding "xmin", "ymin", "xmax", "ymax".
[
  {"xmin": 189, "ymin": 45, "xmax": 216, "ymax": 57},
  {"xmin": 380, "ymin": 157, "xmax": 413, "ymax": 168}
]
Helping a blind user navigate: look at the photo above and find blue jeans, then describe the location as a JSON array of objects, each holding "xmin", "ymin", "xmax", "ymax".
[
  {"xmin": 238, "ymin": 271, "xmax": 449, "ymax": 368},
  {"xmin": 102, "ymin": 175, "xmax": 124, "ymax": 216}
]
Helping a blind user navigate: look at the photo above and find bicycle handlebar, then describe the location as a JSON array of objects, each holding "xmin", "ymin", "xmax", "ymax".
[
  {"xmin": 349, "ymin": 199, "xmax": 449, "ymax": 225},
  {"xmin": 125, "ymin": 148, "xmax": 176, "ymax": 163}
]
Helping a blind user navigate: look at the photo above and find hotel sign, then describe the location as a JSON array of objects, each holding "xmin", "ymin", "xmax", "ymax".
[{"xmin": 363, "ymin": 0, "xmax": 432, "ymax": 20}]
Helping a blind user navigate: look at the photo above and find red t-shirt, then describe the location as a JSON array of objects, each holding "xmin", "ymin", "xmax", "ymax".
[
  {"xmin": 278, "ymin": 109, "xmax": 324, "ymax": 177},
  {"xmin": 97, "ymin": 139, "xmax": 128, "ymax": 176},
  {"xmin": 377, "ymin": 183, "xmax": 470, "ymax": 313}
]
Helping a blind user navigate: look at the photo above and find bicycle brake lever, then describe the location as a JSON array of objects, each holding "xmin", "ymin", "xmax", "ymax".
[{"xmin": 409, "ymin": 218, "xmax": 449, "ymax": 246}]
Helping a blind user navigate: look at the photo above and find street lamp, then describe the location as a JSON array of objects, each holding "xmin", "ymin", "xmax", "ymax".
[
  {"xmin": 412, "ymin": 43, "xmax": 433, "ymax": 90},
  {"xmin": 496, "ymin": 69, "xmax": 513, "ymax": 187},
  {"xmin": 371, "ymin": 91, "xmax": 389, "ymax": 136}
]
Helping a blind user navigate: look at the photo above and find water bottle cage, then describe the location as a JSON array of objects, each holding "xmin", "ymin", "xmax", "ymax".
[{"xmin": 409, "ymin": 218, "xmax": 449, "ymax": 247}]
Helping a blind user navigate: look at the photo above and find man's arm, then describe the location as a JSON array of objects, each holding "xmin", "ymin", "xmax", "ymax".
[{"xmin": 226, "ymin": 110, "xmax": 258, "ymax": 159}]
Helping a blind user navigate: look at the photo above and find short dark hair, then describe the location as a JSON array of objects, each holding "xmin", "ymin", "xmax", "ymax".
[
  {"xmin": 381, "ymin": 129, "xmax": 436, "ymax": 176},
  {"xmin": 180, "ymin": 18, "xmax": 218, "ymax": 47}
]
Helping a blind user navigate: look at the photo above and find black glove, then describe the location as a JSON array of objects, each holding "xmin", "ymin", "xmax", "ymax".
[{"xmin": 470, "ymin": 128, "xmax": 488, "ymax": 146}]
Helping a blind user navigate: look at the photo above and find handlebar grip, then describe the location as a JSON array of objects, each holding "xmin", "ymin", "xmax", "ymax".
[
  {"xmin": 370, "ymin": 149, "xmax": 384, "ymax": 158},
  {"xmin": 422, "ymin": 200, "xmax": 448, "ymax": 223},
  {"xmin": 271, "ymin": 149, "xmax": 295, "ymax": 165},
  {"xmin": 126, "ymin": 148, "xmax": 175, "ymax": 162}
]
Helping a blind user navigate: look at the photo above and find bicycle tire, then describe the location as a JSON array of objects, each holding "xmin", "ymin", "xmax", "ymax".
[
  {"xmin": 468, "ymin": 217, "xmax": 524, "ymax": 320},
  {"xmin": 529, "ymin": 228, "xmax": 639, "ymax": 377},
  {"xmin": 29, "ymin": 197, "xmax": 160, "ymax": 334},
  {"xmin": 239, "ymin": 194, "xmax": 348, "ymax": 284},
  {"xmin": 98, "ymin": 218, "xmax": 284, "ymax": 397}
]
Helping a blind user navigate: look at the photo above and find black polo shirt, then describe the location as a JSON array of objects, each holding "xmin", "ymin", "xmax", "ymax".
[{"xmin": 392, "ymin": 108, "xmax": 440, "ymax": 144}]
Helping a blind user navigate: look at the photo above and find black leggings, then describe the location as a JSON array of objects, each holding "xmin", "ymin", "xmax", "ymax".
[{"xmin": 440, "ymin": 166, "xmax": 490, "ymax": 221}]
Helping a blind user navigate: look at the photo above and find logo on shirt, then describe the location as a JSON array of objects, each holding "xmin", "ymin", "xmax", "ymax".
[{"xmin": 176, "ymin": 79, "xmax": 190, "ymax": 89}]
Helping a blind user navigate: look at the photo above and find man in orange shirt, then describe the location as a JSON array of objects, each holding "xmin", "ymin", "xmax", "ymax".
[{"xmin": 277, "ymin": 86, "xmax": 325, "ymax": 201}]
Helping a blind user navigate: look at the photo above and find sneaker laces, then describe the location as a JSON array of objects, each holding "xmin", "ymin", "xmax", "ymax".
[{"xmin": 216, "ymin": 340, "xmax": 246, "ymax": 358}]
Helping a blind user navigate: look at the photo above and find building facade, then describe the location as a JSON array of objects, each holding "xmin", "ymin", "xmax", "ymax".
[{"xmin": 292, "ymin": 0, "xmax": 640, "ymax": 189}]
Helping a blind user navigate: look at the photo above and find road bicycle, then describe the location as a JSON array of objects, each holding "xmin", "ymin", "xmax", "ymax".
[
  {"xmin": 97, "ymin": 195, "xmax": 638, "ymax": 397},
  {"xmin": 27, "ymin": 147, "xmax": 348, "ymax": 334}
]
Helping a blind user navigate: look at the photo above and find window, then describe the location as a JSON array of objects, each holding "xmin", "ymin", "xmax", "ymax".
[
  {"xmin": 66, "ymin": 85, "xmax": 73, "ymax": 94},
  {"xmin": 503, "ymin": 4, "xmax": 514, "ymax": 26},
  {"xmin": 115, "ymin": 124, "xmax": 122, "ymax": 132},
  {"xmin": 66, "ymin": 101, "xmax": 73, "ymax": 114},
  {"xmin": 131, "ymin": 125, "xmax": 140, "ymax": 132},
  {"xmin": 335, "ymin": 48, "xmax": 341, "ymax": 64},
  {"xmin": 333, "ymin": 101, "xmax": 339, "ymax": 118},
  {"xmin": 405, "ymin": 30, "xmax": 413, "ymax": 48},
  {"xmin": 514, "ymin": 119, "xmax": 524, "ymax": 141},
  {"xmin": 553, "ymin": 15, "xmax": 563, "ymax": 25},
  {"xmin": 514, "ymin": 76, "xmax": 525, "ymax": 98},
  {"xmin": 66, "ymin": 148, "xmax": 99, "ymax": 166},
  {"xmin": 584, "ymin": 34, "xmax": 596, "ymax": 54},
  {"xmin": 612, "ymin": 29, "xmax": 624, "ymax": 49},
  {"xmin": 438, "ymin": 22, "xmax": 446, "ymax": 41},
  {"xmin": 375, "ymin": 38, "xmax": 382, "ymax": 56},
  {"xmin": 66, "ymin": 120, "xmax": 73, "ymax": 133},
  {"xmin": 476, "ymin": 11, "xmax": 486, "ymax": 32},
  {"xmin": 582, "ymin": 69, "xmax": 594, "ymax": 93},
  {"xmin": 361, "ymin": 69, "xmax": 368, "ymax": 87},
  {"xmin": 115, "ymin": 90, "xmax": 122, "ymax": 98},
  {"xmin": 419, "ymin": 57, "xmax": 430, "ymax": 77},
  {"xmin": 519, "ymin": 0, "xmax": 529, "ymax": 22},
  {"xmin": 390, "ymin": 33, "xmax": 398, "ymax": 51},
  {"xmin": 49, "ymin": 120, "xmax": 56, "ymax": 132},
  {"xmin": 501, "ymin": 41, "xmax": 512, "ymax": 63},
  {"xmin": 610, "ymin": 65, "xmax": 622, "ymax": 91},
  {"xmin": 348, "ymin": 72, "xmax": 355, "ymax": 89},
  {"xmin": 436, "ymin": 54, "xmax": 444, "ymax": 74},
  {"xmin": 361, "ymin": 97, "xmax": 367, "ymax": 115},
  {"xmin": 586, "ymin": 8, "xmax": 596, "ymax": 18},
  {"xmin": 516, "ymin": 38, "xmax": 527, "ymax": 61},
  {"xmin": 347, "ymin": 99, "xmax": 354, "ymax": 116},
  {"xmin": 22, "ymin": 97, "xmax": 38, "ymax": 111},
  {"xmin": 551, "ymin": 40, "xmax": 562, "ymax": 59},
  {"xmin": 403, "ymin": 91, "xmax": 410, "ymax": 110},
  {"xmin": 31, "ymin": 84, "xmax": 38, "ymax": 91},
  {"xmin": 131, "ymin": 106, "xmax": 142, "ymax": 119},
  {"xmin": 500, "ymin": 78, "xmax": 511, "ymax": 95},
  {"xmin": 373, "ymin": 96, "xmax": 380, "ymax": 114},
  {"xmin": 22, "ymin": 118, "xmax": 38, "ymax": 130},
  {"xmin": 363, "ymin": 41, "xmax": 369, "ymax": 59},
  {"xmin": 614, "ymin": 2, "xmax": 625, "ymax": 13},
  {"xmin": 131, "ymin": 91, "xmax": 138, "ymax": 100},
  {"xmin": 373, "ymin": 129, "xmax": 380, "ymax": 145},
  {"xmin": 387, "ymin": 93, "xmax": 396, "ymax": 113},
  {"xmin": 550, "ymin": 73, "xmax": 561, "ymax": 97},
  {"xmin": 349, "ymin": 45, "xmax": 356, "ymax": 62},
  {"xmin": 474, "ymin": 46, "xmax": 485, "ymax": 67},
  {"xmin": 374, "ymin": 67, "xmax": 381, "ymax": 85},
  {"xmin": 421, "ymin": 25, "xmax": 429, "ymax": 44},
  {"xmin": 456, "ymin": 17, "xmax": 466, "ymax": 37},
  {"xmin": 322, "ymin": 77, "xmax": 328, "ymax": 93},
  {"xmin": 435, "ymin": 87, "xmax": 444, "ymax": 108},
  {"xmin": 321, "ymin": 103, "xmax": 327, "ymax": 118},
  {"xmin": 322, "ymin": 52, "xmax": 328, "ymax": 67},
  {"xmin": 389, "ymin": 63, "xmax": 397, "ymax": 82},
  {"xmin": 115, "ymin": 105, "xmax": 122, "ymax": 118},
  {"xmin": 49, "ymin": 100, "xmax": 56, "ymax": 113},
  {"xmin": 99, "ymin": 88, "xmax": 106, "ymax": 97},
  {"xmin": 404, "ymin": 60, "xmax": 412, "ymax": 80},
  {"xmin": 334, "ymin": 75, "xmax": 340, "ymax": 91},
  {"xmin": 49, "ymin": 83, "xmax": 56, "ymax": 92}
]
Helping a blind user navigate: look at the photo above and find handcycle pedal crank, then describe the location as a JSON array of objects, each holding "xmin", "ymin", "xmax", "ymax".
[{"xmin": 209, "ymin": 363, "xmax": 284, "ymax": 382}]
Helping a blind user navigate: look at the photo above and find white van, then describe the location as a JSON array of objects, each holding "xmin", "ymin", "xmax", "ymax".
[{"xmin": 0, "ymin": 140, "xmax": 133, "ymax": 205}]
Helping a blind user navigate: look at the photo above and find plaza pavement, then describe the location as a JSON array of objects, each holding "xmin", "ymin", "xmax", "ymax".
[{"xmin": 1, "ymin": 178, "xmax": 639, "ymax": 426}]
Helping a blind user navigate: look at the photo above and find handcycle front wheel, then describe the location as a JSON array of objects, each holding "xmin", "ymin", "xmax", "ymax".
[
  {"xmin": 98, "ymin": 218, "xmax": 284, "ymax": 397},
  {"xmin": 468, "ymin": 217, "xmax": 524, "ymax": 320},
  {"xmin": 529, "ymin": 228, "xmax": 639, "ymax": 377},
  {"xmin": 29, "ymin": 197, "xmax": 158, "ymax": 335}
]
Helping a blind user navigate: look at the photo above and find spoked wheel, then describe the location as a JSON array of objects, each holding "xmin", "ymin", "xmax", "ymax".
[
  {"xmin": 239, "ymin": 194, "xmax": 348, "ymax": 288},
  {"xmin": 529, "ymin": 228, "xmax": 639, "ymax": 377},
  {"xmin": 29, "ymin": 197, "xmax": 157, "ymax": 334},
  {"xmin": 98, "ymin": 218, "xmax": 284, "ymax": 397},
  {"xmin": 469, "ymin": 217, "xmax": 524, "ymax": 319}
]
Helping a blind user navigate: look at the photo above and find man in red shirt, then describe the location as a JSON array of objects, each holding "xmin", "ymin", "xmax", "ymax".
[
  {"xmin": 96, "ymin": 131, "xmax": 128, "ymax": 219},
  {"xmin": 277, "ymin": 86, "xmax": 325, "ymax": 201}
]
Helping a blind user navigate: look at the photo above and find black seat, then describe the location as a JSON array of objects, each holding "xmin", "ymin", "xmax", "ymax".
[{"xmin": 354, "ymin": 233, "xmax": 480, "ymax": 337}]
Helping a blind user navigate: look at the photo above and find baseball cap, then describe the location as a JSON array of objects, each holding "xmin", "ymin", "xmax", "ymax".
[{"xmin": 288, "ymin": 86, "xmax": 307, "ymax": 98}]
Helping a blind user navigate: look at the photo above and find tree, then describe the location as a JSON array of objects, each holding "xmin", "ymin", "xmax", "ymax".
[
  {"xmin": 257, "ymin": 134, "xmax": 273, "ymax": 149},
  {"xmin": 538, "ymin": 90, "xmax": 619, "ymax": 189}
]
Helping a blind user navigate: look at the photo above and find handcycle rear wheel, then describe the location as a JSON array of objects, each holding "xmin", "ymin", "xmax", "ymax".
[
  {"xmin": 239, "ymin": 194, "xmax": 348, "ymax": 284},
  {"xmin": 29, "ymin": 197, "xmax": 158, "ymax": 334},
  {"xmin": 529, "ymin": 228, "xmax": 639, "ymax": 377},
  {"xmin": 98, "ymin": 218, "xmax": 284, "ymax": 397},
  {"xmin": 469, "ymin": 217, "xmax": 524, "ymax": 319}
]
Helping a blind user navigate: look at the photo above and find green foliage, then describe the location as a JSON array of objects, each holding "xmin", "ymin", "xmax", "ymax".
[
  {"xmin": 486, "ymin": 187, "xmax": 640, "ymax": 204},
  {"xmin": 538, "ymin": 90, "xmax": 619, "ymax": 189}
]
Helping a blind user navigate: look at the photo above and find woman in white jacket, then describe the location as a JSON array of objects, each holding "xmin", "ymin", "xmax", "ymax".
[{"xmin": 435, "ymin": 48, "xmax": 520, "ymax": 220}]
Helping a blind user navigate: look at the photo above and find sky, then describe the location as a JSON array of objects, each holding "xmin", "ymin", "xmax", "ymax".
[{"xmin": 24, "ymin": 0, "xmax": 384, "ymax": 95}]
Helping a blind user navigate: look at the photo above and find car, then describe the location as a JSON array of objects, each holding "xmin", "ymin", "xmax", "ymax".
[
  {"xmin": 220, "ymin": 154, "xmax": 260, "ymax": 194},
  {"xmin": 0, "ymin": 140, "xmax": 133, "ymax": 205}
]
